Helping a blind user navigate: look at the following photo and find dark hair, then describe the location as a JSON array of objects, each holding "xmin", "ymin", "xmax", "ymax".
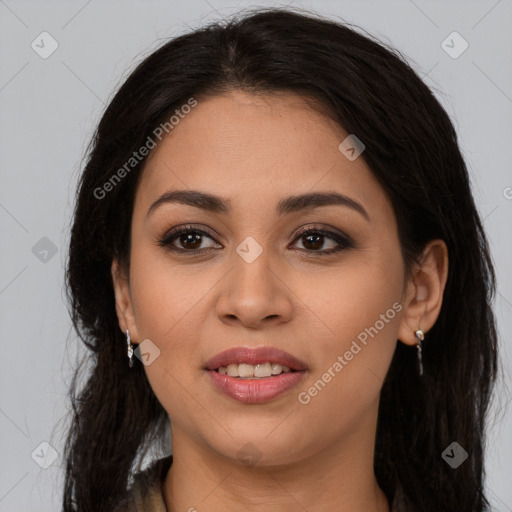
[{"xmin": 62, "ymin": 6, "xmax": 499, "ymax": 511}]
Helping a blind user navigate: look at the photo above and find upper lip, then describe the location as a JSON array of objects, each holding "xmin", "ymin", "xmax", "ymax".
[{"xmin": 204, "ymin": 346, "xmax": 308, "ymax": 371}]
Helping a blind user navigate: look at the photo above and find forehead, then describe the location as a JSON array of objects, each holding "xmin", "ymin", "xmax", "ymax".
[{"xmin": 135, "ymin": 90, "xmax": 389, "ymax": 220}]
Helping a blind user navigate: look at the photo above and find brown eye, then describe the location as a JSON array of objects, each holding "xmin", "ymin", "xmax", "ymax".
[
  {"xmin": 297, "ymin": 232, "xmax": 334, "ymax": 251},
  {"xmin": 158, "ymin": 226, "xmax": 221, "ymax": 253},
  {"xmin": 175, "ymin": 231, "xmax": 203, "ymax": 250},
  {"xmin": 290, "ymin": 226, "xmax": 353, "ymax": 255}
]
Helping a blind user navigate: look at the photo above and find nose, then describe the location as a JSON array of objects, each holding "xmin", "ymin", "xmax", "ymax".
[{"xmin": 216, "ymin": 250, "xmax": 293, "ymax": 329}]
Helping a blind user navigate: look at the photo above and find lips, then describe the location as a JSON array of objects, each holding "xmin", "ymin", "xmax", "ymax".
[
  {"xmin": 204, "ymin": 346, "xmax": 308, "ymax": 372},
  {"xmin": 206, "ymin": 369, "xmax": 306, "ymax": 404}
]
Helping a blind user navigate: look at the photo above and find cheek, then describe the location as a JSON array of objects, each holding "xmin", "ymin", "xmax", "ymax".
[
  {"xmin": 129, "ymin": 244, "xmax": 208, "ymax": 341},
  {"xmin": 127, "ymin": 245, "xmax": 225, "ymax": 408},
  {"xmin": 127, "ymin": 259, "xmax": 201, "ymax": 420},
  {"xmin": 293, "ymin": 245, "xmax": 403, "ymax": 351},
  {"xmin": 291, "ymin": 248, "xmax": 402, "ymax": 415}
]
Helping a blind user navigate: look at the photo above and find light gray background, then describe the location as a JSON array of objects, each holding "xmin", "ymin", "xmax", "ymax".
[{"xmin": 1, "ymin": 0, "xmax": 511, "ymax": 510}]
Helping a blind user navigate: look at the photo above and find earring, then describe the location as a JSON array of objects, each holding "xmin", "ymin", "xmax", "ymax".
[
  {"xmin": 414, "ymin": 329, "xmax": 424, "ymax": 376},
  {"xmin": 126, "ymin": 329, "xmax": 134, "ymax": 368}
]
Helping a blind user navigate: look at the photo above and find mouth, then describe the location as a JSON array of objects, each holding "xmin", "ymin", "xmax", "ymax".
[
  {"xmin": 203, "ymin": 346, "xmax": 308, "ymax": 404},
  {"xmin": 204, "ymin": 345, "xmax": 308, "ymax": 374},
  {"xmin": 213, "ymin": 362, "xmax": 299, "ymax": 378}
]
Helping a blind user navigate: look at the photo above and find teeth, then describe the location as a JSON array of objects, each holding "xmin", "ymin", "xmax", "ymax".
[{"xmin": 216, "ymin": 362, "xmax": 294, "ymax": 378}]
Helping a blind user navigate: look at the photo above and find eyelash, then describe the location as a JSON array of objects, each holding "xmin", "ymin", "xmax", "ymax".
[{"xmin": 157, "ymin": 224, "xmax": 354, "ymax": 256}]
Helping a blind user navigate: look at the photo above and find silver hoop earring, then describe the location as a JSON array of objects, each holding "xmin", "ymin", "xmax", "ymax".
[
  {"xmin": 414, "ymin": 329, "xmax": 424, "ymax": 376},
  {"xmin": 126, "ymin": 329, "xmax": 134, "ymax": 368}
]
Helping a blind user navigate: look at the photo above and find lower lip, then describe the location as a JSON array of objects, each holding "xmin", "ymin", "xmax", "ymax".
[{"xmin": 206, "ymin": 369, "xmax": 307, "ymax": 404}]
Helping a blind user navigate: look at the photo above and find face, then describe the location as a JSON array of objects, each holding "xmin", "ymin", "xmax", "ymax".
[{"xmin": 113, "ymin": 90, "xmax": 414, "ymax": 466}]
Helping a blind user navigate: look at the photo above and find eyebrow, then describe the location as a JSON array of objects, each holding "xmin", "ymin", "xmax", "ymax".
[{"xmin": 147, "ymin": 189, "xmax": 370, "ymax": 222}]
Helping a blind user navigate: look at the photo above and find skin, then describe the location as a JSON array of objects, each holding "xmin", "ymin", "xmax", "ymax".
[{"xmin": 111, "ymin": 90, "xmax": 448, "ymax": 512}]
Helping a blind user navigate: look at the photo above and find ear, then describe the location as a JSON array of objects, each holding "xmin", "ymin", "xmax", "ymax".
[
  {"xmin": 397, "ymin": 239, "xmax": 449, "ymax": 346},
  {"xmin": 111, "ymin": 258, "xmax": 140, "ymax": 343}
]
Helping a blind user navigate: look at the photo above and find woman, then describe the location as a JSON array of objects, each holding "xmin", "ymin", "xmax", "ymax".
[{"xmin": 62, "ymin": 7, "xmax": 498, "ymax": 512}]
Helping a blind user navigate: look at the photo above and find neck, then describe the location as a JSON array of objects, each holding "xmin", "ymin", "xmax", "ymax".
[{"xmin": 163, "ymin": 415, "xmax": 390, "ymax": 512}]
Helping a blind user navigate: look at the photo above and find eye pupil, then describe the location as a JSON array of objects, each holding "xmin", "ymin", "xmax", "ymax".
[
  {"xmin": 303, "ymin": 233, "xmax": 323, "ymax": 250},
  {"xmin": 180, "ymin": 233, "xmax": 202, "ymax": 249}
]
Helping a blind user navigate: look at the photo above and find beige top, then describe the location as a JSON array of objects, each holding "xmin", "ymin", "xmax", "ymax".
[{"xmin": 129, "ymin": 455, "xmax": 411, "ymax": 511}]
